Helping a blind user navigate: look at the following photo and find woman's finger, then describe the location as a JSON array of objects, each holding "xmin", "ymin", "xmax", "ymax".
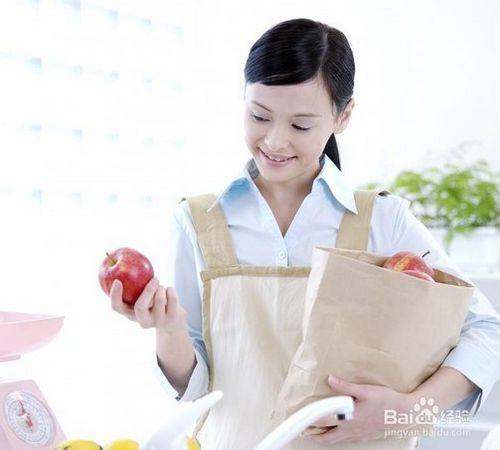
[
  {"xmin": 134, "ymin": 277, "xmax": 159, "ymax": 311},
  {"xmin": 300, "ymin": 426, "xmax": 332, "ymax": 437},
  {"xmin": 309, "ymin": 414, "xmax": 341, "ymax": 428},
  {"xmin": 152, "ymin": 284, "xmax": 167, "ymax": 318},
  {"xmin": 109, "ymin": 280, "xmax": 130, "ymax": 313},
  {"xmin": 311, "ymin": 426, "xmax": 346, "ymax": 444},
  {"xmin": 165, "ymin": 286, "xmax": 180, "ymax": 315},
  {"xmin": 134, "ymin": 278, "xmax": 159, "ymax": 327}
]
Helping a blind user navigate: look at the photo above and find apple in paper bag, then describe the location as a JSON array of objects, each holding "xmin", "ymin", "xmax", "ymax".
[{"xmin": 383, "ymin": 250, "xmax": 435, "ymax": 282}]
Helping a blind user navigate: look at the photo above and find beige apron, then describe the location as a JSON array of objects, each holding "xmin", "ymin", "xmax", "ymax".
[{"xmin": 185, "ymin": 190, "xmax": 419, "ymax": 450}]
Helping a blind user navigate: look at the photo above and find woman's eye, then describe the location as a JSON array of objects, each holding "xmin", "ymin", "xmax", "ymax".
[
  {"xmin": 251, "ymin": 113, "xmax": 268, "ymax": 122},
  {"xmin": 251, "ymin": 113, "xmax": 310, "ymax": 131},
  {"xmin": 293, "ymin": 125, "xmax": 310, "ymax": 131}
]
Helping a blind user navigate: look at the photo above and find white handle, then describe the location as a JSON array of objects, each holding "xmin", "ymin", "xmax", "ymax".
[
  {"xmin": 141, "ymin": 391, "xmax": 223, "ymax": 450},
  {"xmin": 254, "ymin": 396, "xmax": 354, "ymax": 450}
]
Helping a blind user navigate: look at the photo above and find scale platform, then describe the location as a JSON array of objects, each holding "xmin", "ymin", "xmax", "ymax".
[{"xmin": 0, "ymin": 311, "xmax": 65, "ymax": 362}]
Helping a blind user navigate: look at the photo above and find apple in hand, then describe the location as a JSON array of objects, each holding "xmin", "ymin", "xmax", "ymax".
[
  {"xmin": 402, "ymin": 269, "xmax": 435, "ymax": 282},
  {"xmin": 98, "ymin": 247, "xmax": 154, "ymax": 305},
  {"xmin": 383, "ymin": 250, "xmax": 434, "ymax": 279}
]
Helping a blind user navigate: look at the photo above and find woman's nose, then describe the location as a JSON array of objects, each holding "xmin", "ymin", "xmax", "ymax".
[{"xmin": 264, "ymin": 124, "xmax": 290, "ymax": 152}]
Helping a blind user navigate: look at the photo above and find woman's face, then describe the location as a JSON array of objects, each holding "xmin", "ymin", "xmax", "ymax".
[{"xmin": 243, "ymin": 75, "xmax": 354, "ymax": 185}]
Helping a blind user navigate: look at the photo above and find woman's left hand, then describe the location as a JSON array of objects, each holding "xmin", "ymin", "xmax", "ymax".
[{"xmin": 305, "ymin": 375, "xmax": 412, "ymax": 444}]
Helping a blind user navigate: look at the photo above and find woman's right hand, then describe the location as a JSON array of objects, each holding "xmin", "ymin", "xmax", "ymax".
[{"xmin": 109, "ymin": 277, "xmax": 187, "ymax": 333}]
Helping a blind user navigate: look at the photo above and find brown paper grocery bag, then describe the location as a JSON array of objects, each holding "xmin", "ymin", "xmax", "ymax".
[{"xmin": 271, "ymin": 247, "xmax": 474, "ymax": 429}]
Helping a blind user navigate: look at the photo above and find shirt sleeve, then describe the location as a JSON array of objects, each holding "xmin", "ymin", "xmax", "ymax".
[
  {"xmin": 379, "ymin": 195, "xmax": 500, "ymax": 416},
  {"xmin": 152, "ymin": 200, "xmax": 210, "ymax": 402},
  {"xmin": 153, "ymin": 346, "xmax": 209, "ymax": 402}
]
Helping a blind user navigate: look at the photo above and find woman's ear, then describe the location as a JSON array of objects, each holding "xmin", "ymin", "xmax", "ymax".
[{"xmin": 333, "ymin": 98, "xmax": 355, "ymax": 134}]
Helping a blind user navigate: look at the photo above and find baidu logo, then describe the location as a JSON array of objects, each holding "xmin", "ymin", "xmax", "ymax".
[
  {"xmin": 384, "ymin": 397, "xmax": 440, "ymax": 426},
  {"xmin": 384, "ymin": 397, "xmax": 471, "ymax": 439}
]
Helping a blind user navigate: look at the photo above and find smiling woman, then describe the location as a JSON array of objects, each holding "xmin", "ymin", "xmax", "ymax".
[
  {"xmin": 243, "ymin": 18, "xmax": 356, "ymax": 175},
  {"xmin": 147, "ymin": 17, "xmax": 500, "ymax": 450}
]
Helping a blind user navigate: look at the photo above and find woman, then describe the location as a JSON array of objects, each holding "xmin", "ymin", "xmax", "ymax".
[{"xmin": 109, "ymin": 18, "xmax": 500, "ymax": 449}]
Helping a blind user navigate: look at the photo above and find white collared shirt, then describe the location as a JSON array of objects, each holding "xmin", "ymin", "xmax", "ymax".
[{"xmin": 153, "ymin": 155, "xmax": 500, "ymax": 415}]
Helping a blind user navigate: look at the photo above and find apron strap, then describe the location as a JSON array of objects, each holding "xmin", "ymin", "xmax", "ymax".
[
  {"xmin": 183, "ymin": 194, "xmax": 239, "ymax": 269},
  {"xmin": 336, "ymin": 189, "xmax": 390, "ymax": 250}
]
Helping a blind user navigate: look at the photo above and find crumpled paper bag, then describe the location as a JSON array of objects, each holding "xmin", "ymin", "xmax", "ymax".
[{"xmin": 271, "ymin": 247, "xmax": 474, "ymax": 438}]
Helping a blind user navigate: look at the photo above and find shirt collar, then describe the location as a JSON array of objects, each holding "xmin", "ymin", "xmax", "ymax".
[
  {"xmin": 207, "ymin": 153, "xmax": 358, "ymax": 214},
  {"xmin": 315, "ymin": 154, "xmax": 358, "ymax": 214}
]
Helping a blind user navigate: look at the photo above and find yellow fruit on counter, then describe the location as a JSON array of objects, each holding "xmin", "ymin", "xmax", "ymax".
[
  {"xmin": 186, "ymin": 436, "xmax": 201, "ymax": 450},
  {"xmin": 54, "ymin": 439, "xmax": 102, "ymax": 450},
  {"xmin": 103, "ymin": 439, "xmax": 140, "ymax": 450}
]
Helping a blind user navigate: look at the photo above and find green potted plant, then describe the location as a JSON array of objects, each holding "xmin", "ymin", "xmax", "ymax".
[{"xmin": 360, "ymin": 147, "xmax": 500, "ymax": 273}]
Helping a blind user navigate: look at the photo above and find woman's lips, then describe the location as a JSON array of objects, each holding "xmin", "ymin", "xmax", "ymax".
[{"xmin": 259, "ymin": 148, "xmax": 297, "ymax": 167}]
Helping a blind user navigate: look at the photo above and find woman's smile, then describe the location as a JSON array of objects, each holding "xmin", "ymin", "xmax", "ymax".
[{"xmin": 259, "ymin": 147, "xmax": 297, "ymax": 167}]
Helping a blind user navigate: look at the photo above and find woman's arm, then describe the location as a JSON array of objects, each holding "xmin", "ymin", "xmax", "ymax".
[
  {"xmin": 407, "ymin": 366, "xmax": 478, "ymax": 411},
  {"xmin": 153, "ymin": 200, "xmax": 210, "ymax": 401},
  {"xmin": 156, "ymin": 326, "xmax": 196, "ymax": 395}
]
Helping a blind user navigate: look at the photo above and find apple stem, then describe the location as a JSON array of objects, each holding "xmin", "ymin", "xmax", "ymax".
[
  {"xmin": 106, "ymin": 252, "xmax": 117, "ymax": 265},
  {"xmin": 421, "ymin": 250, "xmax": 431, "ymax": 259}
]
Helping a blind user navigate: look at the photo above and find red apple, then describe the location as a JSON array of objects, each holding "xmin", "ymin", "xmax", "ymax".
[
  {"xmin": 383, "ymin": 250, "xmax": 434, "ymax": 278},
  {"xmin": 98, "ymin": 247, "xmax": 154, "ymax": 305},
  {"xmin": 402, "ymin": 269, "xmax": 435, "ymax": 282}
]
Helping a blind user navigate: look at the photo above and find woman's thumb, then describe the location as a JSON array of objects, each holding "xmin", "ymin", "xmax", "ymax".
[
  {"xmin": 328, "ymin": 375, "xmax": 363, "ymax": 399},
  {"xmin": 111, "ymin": 279, "xmax": 122, "ymax": 296}
]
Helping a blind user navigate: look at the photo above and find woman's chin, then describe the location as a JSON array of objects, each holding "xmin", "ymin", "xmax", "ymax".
[{"xmin": 255, "ymin": 166, "xmax": 296, "ymax": 184}]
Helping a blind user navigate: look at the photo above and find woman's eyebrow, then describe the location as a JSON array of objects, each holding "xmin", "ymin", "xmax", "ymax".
[{"xmin": 251, "ymin": 100, "xmax": 321, "ymax": 117}]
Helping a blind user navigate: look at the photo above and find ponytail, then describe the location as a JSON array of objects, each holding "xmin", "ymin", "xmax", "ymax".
[{"xmin": 323, "ymin": 133, "xmax": 341, "ymax": 170}]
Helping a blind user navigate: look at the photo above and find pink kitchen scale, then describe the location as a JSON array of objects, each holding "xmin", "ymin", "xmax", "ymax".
[{"xmin": 0, "ymin": 311, "xmax": 66, "ymax": 449}]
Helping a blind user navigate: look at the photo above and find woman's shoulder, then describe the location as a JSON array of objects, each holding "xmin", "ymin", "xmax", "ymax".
[
  {"xmin": 370, "ymin": 192, "xmax": 412, "ymax": 237},
  {"xmin": 372, "ymin": 191, "xmax": 410, "ymax": 214},
  {"xmin": 171, "ymin": 192, "xmax": 224, "ymax": 235},
  {"xmin": 368, "ymin": 192, "xmax": 424, "ymax": 254},
  {"xmin": 173, "ymin": 195, "xmax": 189, "ymax": 217},
  {"xmin": 170, "ymin": 197, "xmax": 196, "ymax": 239}
]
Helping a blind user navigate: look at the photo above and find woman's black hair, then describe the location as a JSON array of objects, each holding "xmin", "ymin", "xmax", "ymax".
[{"xmin": 244, "ymin": 18, "xmax": 355, "ymax": 171}]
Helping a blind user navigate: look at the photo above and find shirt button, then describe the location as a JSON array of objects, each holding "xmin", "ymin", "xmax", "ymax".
[{"xmin": 278, "ymin": 251, "xmax": 286, "ymax": 260}]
